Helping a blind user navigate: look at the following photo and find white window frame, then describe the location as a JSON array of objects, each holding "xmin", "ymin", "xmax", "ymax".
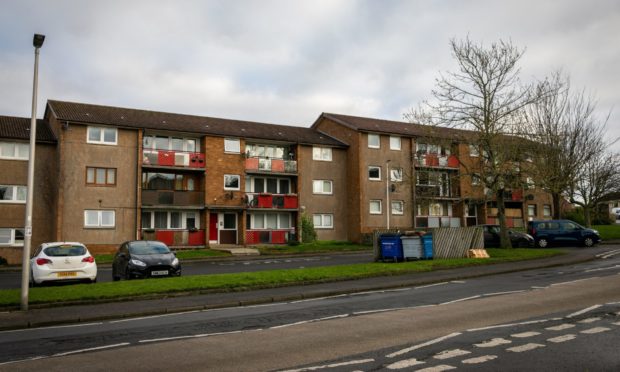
[
  {"xmin": 543, "ymin": 204, "xmax": 551, "ymax": 217},
  {"xmin": 249, "ymin": 212, "xmax": 293, "ymax": 230},
  {"xmin": 143, "ymin": 135, "xmax": 199, "ymax": 152},
  {"xmin": 312, "ymin": 147, "xmax": 333, "ymax": 161},
  {"xmin": 84, "ymin": 210, "xmax": 116, "ymax": 228},
  {"xmin": 141, "ymin": 211, "xmax": 200, "ymax": 230},
  {"xmin": 87, "ymin": 126, "xmax": 117, "ymax": 145},
  {"xmin": 370, "ymin": 200, "xmax": 382, "ymax": 215},
  {"xmin": 391, "ymin": 201, "xmax": 404, "ymax": 215},
  {"xmin": 224, "ymin": 138, "xmax": 241, "ymax": 153},
  {"xmin": 312, "ymin": 180, "xmax": 333, "ymax": 195},
  {"xmin": 527, "ymin": 204, "xmax": 537, "ymax": 217},
  {"xmin": 224, "ymin": 174, "xmax": 241, "ymax": 190},
  {"xmin": 368, "ymin": 166, "xmax": 381, "ymax": 181},
  {"xmin": 469, "ymin": 144, "xmax": 479, "ymax": 157},
  {"xmin": 313, "ymin": 214, "xmax": 334, "ymax": 229},
  {"xmin": 368, "ymin": 134, "xmax": 380, "ymax": 149},
  {"xmin": 0, "ymin": 141, "xmax": 29, "ymax": 160},
  {"xmin": 389, "ymin": 136, "xmax": 401, "ymax": 150},
  {"xmin": 0, "ymin": 228, "xmax": 24, "ymax": 246},
  {"xmin": 0, "ymin": 185, "xmax": 27, "ymax": 203},
  {"xmin": 390, "ymin": 168, "xmax": 403, "ymax": 182},
  {"xmin": 472, "ymin": 173, "xmax": 481, "ymax": 186}
]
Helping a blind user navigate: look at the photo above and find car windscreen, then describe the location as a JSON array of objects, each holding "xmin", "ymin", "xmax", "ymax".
[
  {"xmin": 128, "ymin": 242, "xmax": 171, "ymax": 255},
  {"xmin": 43, "ymin": 245, "xmax": 86, "ymax": 257}
]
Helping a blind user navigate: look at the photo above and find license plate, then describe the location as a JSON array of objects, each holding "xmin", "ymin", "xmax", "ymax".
[
  {"xmin": 151, "ymin": 270, "xmax": 169, "ymax": 276},
  {"xmin": 57, "ymin": 271, "xmax": 77, "ymax": 277}
]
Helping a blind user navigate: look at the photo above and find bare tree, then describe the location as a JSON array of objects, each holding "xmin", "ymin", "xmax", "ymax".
[
  {"xmin": 407, "ymin": 37, "xmax": 546, "ymax": 248},
  {"xmin": 523, "ymin": 72, "xmax": 610, "ymax": 219},
  {"xmin": 571, "ymin": 152, "xmax": 620, "ymax": 227}
]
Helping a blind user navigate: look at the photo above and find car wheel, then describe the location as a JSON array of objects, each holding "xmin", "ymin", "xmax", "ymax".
[
  {"xmin": 90, "ymin": 278, "xmax": 97, "ymax": 284},
  {"xmin": 124, "ymin": 269, "xmax": 132, "ymax": 280},
  {"xmin": 537, "ymin": 238, "xmax": 548, "ymax": 248},
  {"xmin": 583, "ymin": 237, "xmax": 595, "ymax": 247}
]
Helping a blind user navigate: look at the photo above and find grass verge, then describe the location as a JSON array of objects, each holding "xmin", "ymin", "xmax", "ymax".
[
  {"xmin": 0, "ymin": 248, "xmax": 561, "ymax": 308},
  {"xmin": 593, "ymin": 224, "xmax": 620, "ymax": 240},
  {"xmin": 257, "ymin": 241, "xmax": 371, "ymax": 255}
]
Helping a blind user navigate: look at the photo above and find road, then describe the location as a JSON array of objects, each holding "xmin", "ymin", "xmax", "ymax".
[
  {"xmin": 0, "ymin": 252, "xmax": 373, "ymax": 289},
  {"xmin": 1, "ymin": 246, "xmax": 619, "ymax": 370}
]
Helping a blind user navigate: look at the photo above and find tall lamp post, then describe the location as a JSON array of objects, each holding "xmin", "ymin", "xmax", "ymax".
[
  {"xmin": 21, "ymin": 33, "xmax": 45, "ymax": 311},
  {"xmin": 386, "ymin": 160, "xmax": 391, "ymax": 230}
]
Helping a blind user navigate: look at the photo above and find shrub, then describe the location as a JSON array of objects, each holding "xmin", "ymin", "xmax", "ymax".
[{"xmin": 301, "ymin": 214, "xmax": 317, "ymax": 243}]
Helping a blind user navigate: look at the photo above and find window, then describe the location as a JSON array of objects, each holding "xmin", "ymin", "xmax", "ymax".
[
  {"xmin": 87, "ymin": 126, "xmax": 117, "ymax": 145},
  {"xmin": 142, "ymin": 211, "xmax": 200, "ymax": 229},
  {"xmin": 390, "ymin": 136, "xmax": 401, "ymax": 150},
  {"xmin": 143, "ymin": 135, "xmax": 199, "ymax": 152},
  {"xmin": 430, "ymin": 203, "xmax": 443, "ymax": 216},
  {"xmin": 0, "ymin": 228, "xmax": 24, "ymax": 246},
  {"xmin": 391, "ymin": 201, "xmax": 404, "ymax": 215},
  {"xmin": 249, "ymin": 212, "xmax": 293, "ymax": 229},
  {"xmin": 543, "ymin": 204, "xmax": 551, "ymax": 217},
  {"xmin": 224, "ymin": 175, "xmax": 240, "ymax": 190},
  {"xmin": 370, "ymin": 200, "xmax": 382, "ymax": 214},
  {"xmin": 86, "ymin": 167, "xmax": 116, "ymax": 186},
  {"xmin": 469, "ymin": 144, "xmax": 479, "ymax": 157},
  {"xmin": 224, "ymin": 138, "xmax": 240, "ymax": 153},
  {"xmin": 247, "ymin": 144, "xmax": 288, "ymax": 159},
  {"xmin": 313, "ymin": 214, "xmax": 333, "ymax": 229},
  {"xmin": 528, "ymin": 205, "xmax": 537, "ymax": 217},
  {"xmin": 390, "ymin": 168, "xmax": 403, "ymax": 182},
  {"xmin": 472, "ymin": 173, "xmax": 481, "ymax": 186},
  {"xmin": 84, "ymin": 210, "xmax": 115, "ymax": 228},
  {"xmin": 0, "ymin": 185, "xmax": 27, "ymax": 203},
  {"xmin": 368, "ymin": 166, "xmax": 381, "ymax": 181},
  {"xmin": 312, "ymin": 147, "xmax": 332, "ymax": 161},
  {"xmin": 312, "ymin": 180, "xmax": 333, "ymax": 195},
  {"xmin": 0, "ymin": 141, "xmax": 29, "ymax": 160},
  {"xmin": 368, "ymin": 134, "xmax": 380, "ymax": 148},
  {"xmin": 525, "ymin": 177, "xmax": 535, "ymax": 189}
]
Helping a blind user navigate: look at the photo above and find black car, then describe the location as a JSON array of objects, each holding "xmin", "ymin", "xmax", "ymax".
[
  {"xmin": 112, "ymin": 240, "xmax": 181, "ymax": 280},
  {"xmin": 527, "ymin": 220, "xmax": 601, "ymax": 248},
  {"xmin": 478, "ymin": 224, "xmax": 535, "ymax": 248}
]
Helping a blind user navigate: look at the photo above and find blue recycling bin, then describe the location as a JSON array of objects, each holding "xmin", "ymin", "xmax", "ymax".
[
  {"xmin": 380, "ymin": 234, "xmax": 403, "ymax": 262},
  {"xmin": 421, "ymin": 234, "xmax": 433, "ymax": 259}
]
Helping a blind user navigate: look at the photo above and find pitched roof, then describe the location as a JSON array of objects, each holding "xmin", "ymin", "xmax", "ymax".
[
  {"xmin": 0, "ymin": 116, "xmax": 57, "ymax": 143},
  {"xmin": 315, "ymin": 113, "xmax": 478, "ymax": 142},
  {"xmin": 47, "ymin": 100, "xmax": 346, "ymax": 147}
]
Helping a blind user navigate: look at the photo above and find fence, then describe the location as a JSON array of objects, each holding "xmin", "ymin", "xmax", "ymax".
[{"xmin": 433, "ymin": 227, "xmax": 484, "ymax": 258}]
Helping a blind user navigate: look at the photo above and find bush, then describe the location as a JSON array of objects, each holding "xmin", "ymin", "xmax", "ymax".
[
  {"xmin": 301, "ymin": 214, "xmax": 317, "ymax": 243},
  {"xmin": 564, "ymin": 208, "xmax": 585, "ymax": 225}
]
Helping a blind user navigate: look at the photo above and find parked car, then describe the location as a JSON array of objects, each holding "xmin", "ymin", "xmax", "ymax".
[
  {"xmin": 527, "ymin": 220, "xmax": 601, "ymax": 248},
  {"xmin": 478, "ymin": 224, "xmax": 535, "ymax": 248},
  {"xmin": 112, "ymin": 240, "xmax": 181, "ymax": 280},
  {"xmin": 30, "ymin": 242, "xmax": 97, "ymax": 286}
]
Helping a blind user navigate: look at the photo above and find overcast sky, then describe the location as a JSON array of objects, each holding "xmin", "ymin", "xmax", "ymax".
[{"xmin": 1, "ymin": 0, "xmax": 618, "ymax": 149}]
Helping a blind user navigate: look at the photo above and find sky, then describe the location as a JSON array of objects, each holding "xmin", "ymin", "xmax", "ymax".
[{"xmin": 1, "ymin": 0, "xmax": 619, "ymax": 150}]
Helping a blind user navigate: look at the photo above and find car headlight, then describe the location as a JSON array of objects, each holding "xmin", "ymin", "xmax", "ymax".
[
  {"xmin": 130, "ymin": 259, "xmax": 147, "ymax": 267},
  {"xmin": 525, "ymin": 234, "xmax": 534, "ymax": 240},
  {"xmin": 172, "ymin": 258, "xmax": 179, "ymax": 267}
]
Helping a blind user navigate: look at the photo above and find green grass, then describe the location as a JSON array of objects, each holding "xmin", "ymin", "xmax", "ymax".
[
  {"xmin": 593, "ymin": 224, "xmax": 620, "ymax": 240},
  {"xmin": 95, "ymin": 249, "xmax": 231, "ymax": 264},
  {"xmin": 257, "ymin": 241, "xmax": 371, "ymax": 255},
  {"xmin": 0, "ymin": 248, "xmax": 561, "ymax": 308}
]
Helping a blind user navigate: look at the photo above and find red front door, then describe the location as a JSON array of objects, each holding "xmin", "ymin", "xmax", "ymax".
[{"xmin": 209, "ymin": 213, "xmax": 218, "ymax": 242}]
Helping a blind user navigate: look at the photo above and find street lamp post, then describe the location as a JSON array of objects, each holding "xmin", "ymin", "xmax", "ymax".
[
  {"xmin": 386, "ymin": 160, "xmax": 391, "ymax": 230},
  {"xmin": 21, "ymin": 34, "xmax": 45, "ymax": 311}
]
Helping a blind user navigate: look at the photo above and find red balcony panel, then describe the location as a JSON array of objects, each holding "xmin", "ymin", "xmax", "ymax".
[
  {"xmin": 271, "ymin": 159, "xmax": 285, "ymax": 172},
  {"xmin": 155, "ymin": 230, "xmax": 174, "ymax": 245},
  {"xmin": 188, "ymin": 230, "xmax": 205, "ymax": 246},
  {"xmin": 447, "ymin": 155, "xmax": 459, "ymax": 168},
  {"xmin": 506, "ymin": 218, "xmax": 514, "ymax": 228},
  {"xmin": 245, "ymin": 231, "xmax": 260, "ymax": 244},
  {"xmin": 257, "ymin": 194, "xmax": 273, "ymax": 208},
  {"xmin": 272, "ymin": 231, "xmax": 286, "ymax": 244},
  {"xmin": 245, "ymin": 158, "xmax": 259, "ymax": 170},
  {"xmin": 158, "ymin": 151, "xmax": 175, "ymax": 166},
  {"xmin": 425, "ymin": 154, "xmax": 439, "ymax": 166},
  {"xmin": 284, "ymin": 195, "xmax": 298, "ymax": 209},
  {"xmin": 189, "ymin": 153, "xmax": 205, "ymax": 168},
  {"xmin": 512, "ymin": 189, "xmax": 523, "ymax": 201}
]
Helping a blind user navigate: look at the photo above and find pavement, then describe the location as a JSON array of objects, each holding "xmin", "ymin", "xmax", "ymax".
[{"xmin": 0, "ymin": 246, "xmax": 610, "ymax": 331}]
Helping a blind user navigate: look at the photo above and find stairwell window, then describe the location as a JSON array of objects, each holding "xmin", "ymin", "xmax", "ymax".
[
  {"xmin": 87, "ymin": 126, "xmax": 117, "ymax": 145},
  {"xmin": 392, "ymin": 201, "xmax": 404, "ymax": 215},
  {"xmin": 370, "ymin": 200, "xmax": 382, "ymax": 214},
  {"xmin": 0, "ymin": 141, "xmax": 29, "ymax": 160},
  {"xmin": 312, "ymin": 180, "xmax": 333, "ymax": 195},
  {"xmin": 313, "ymin": 214, "xmax": 333, "ymax": 229},
  {"xmin": 390, "ymin": 136, "xmax": 401, "ymax": 150},
  {"xmin": 368, "ymin": 166, "xmax": 381, "ymax": 181},
  {"xmin": 368, "ymin": 134, "xmax": 380, "ymax": 148},
  {"xmin": 312, "ymin": 147, "xmax": 332, "ymax": 161},
  {"xmin": 0, "ymin": 185, "xmax": 27, "ymax": 203},
  {"xmin": 86, "ymin": 167, "xmax": 116, "ymax": 186},
  {"xmin": 224, "ymin": 175, "xmax": 240, "ymax": 190},
  {"xmin": 224, "ymin": 138, "xmax": 240, "ymax": 153}
]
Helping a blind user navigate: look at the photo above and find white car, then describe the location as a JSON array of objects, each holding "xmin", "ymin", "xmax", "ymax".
[{"xmin": 30, "ymin": 242, "xmax": 97, "ymax": 286}]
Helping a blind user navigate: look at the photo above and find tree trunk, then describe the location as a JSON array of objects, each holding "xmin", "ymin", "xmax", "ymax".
[
  {"xmin": 583, "ymin": 206, "xmax": 592, "ymax": 227},
  {"xmin": 496, "ymin": 189, "xmax": 513, "ymax": 248},
  {"xmin": 552, "ymin": 192, "xmax": 563, "ymax": 219}
]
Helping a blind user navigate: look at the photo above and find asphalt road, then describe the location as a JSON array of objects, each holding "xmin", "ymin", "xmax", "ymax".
[
  {"xmin": 0, "ymin": 252, "xmax": 373, "ymax": 289},
  {"xmin": 1, "ymin": 247, "xmax": 619, "ymax": 370}
]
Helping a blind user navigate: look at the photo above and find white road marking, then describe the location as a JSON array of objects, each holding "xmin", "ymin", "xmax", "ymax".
[
  {"xmin": 140, "ymin": 330, "xmax": 246, "ymax": 343},
  {"xmin": 415, "ymin": 282, "xmax": 449, "ymax": 289},
  {"xmin": 450, "ymin": 280, "xmax": 466, "ymax": 284},
  {"xmin": 53, "ymin": 342, "xmax": 130, "ymax": 357},
  {"xmin": 461, "ymin": 355, "xmax": 498, "ymax": 364},
  {"xmin": 434, "ymin": 349, "xmax": 471, "ymax": 360},
  {"xmin": 270, "ymin": 314, "xmax": 350, "ymax": 329},
  {"xmin": 468, "ymin": 318, "xmax": 560, "ymax": 332},
  {"xmin": 474, "ymin": 338, "xmax": 512, "ymax": 348},
  {"xmin": 580, "ymin": 327, "xmax": 611, "ymax": 334},
  {"xmin": 483, "ymin": 290, "xmax": 526, "ymax": 297},
  {"xmin": 281, "ymin": 358, "xmax": 375, "ymax": 372},
  {"xmin": 0, "ymin": 322, "xmax": 103, "ymax": 334},
  {"xmin": 506, "ymin": 343, "xmax": 545, "ymax": 353},
  {"xmin": 546, "ymin": 323, "xmax": 575, "ymax": 331},
  {"xmin": 0, "ymin": 356, "xmax": 46, "ymax": 366},
  {"xmin": 551, "ymin": 278, "xmax": 594, "ymax": 286},
  {"xmin": 613, "ymin": 322, "xmax": 620, "ymax": 326},
  {"xmin": 547, "ymin": 334, "xmax": 576, "ymax": 343},
  {"xmin": 596, "ymin": 249, "xmax": 620, "ymax": 259},
  {"xmin": 578, "ymin": 317, "xmax": 601, "ymax": 324},
  {"xmin": 511, "ymin": 331, "xmax": 541, "ymax": 338},
  {"xmin": 440, "ymin": 295, "xmax": 481, "ymax": 305},
  {"xmin": 109, "ymin": 311, "xmax": 200, "ymax": 323},
  {"xmin": 567, "ymin": 304, "xmax": 602, "ymax": 318},
  {"xmin": 385, "ymin": 358, "xmax": 425, "ymax": 369},
  {"xmin": 387, "ymin": 333, "xmax": 462, "ymax": 358},
  {"xmin": 415, "ymin": 365, "xmax": 456, "ymax": 372},
  {"xmin": 585, "ymin": 265, "xmax": 620, "ymax": 273}
]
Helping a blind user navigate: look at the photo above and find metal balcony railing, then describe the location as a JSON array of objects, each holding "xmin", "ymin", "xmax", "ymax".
[
  {"xmin": 142, "ymin": 190, "xmax": 204, "ymax": 207},
  {"xmin": 245, "ymin": 157, "xmax": 297, "ymax": 174},
  {"xmin": 143, "ymin": 150, "xmax": 205, "ymax": 168}
]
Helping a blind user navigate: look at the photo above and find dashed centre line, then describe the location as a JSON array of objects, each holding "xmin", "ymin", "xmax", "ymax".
[
  {"xmin": 578, "ymin": 317, "xmax": 601, "ymax": 324},
  {"xmin": 506, "ymin": 343, "xmax": 545, "ymax": 353},
  {"xmin": 434, "ymin": 349, "xmax": 471, "ymax": 360},
  {"xmin": 385, "ymin": 358, "xmax": 425, "ymax": 370},
  {"xmin": 416, "ymin": 365, "xmax": 456, "ymax": 372},
  {"xmin": 511, "ymin": 331, "xmax": 541, "ymax": 338},
  {"xmin": 461, "ymin": 355, "xmax": 498, "ymax": 364},
  {"xmin": 545, "ymin": 323, "xmax": 575, "ymax": 331},
  {"xmin": 580, "ymin": 327, "xmax": 611, "ymax": 334},
  {"xmin": 474, "ymin": 338, "xmax": 512, "ymax": 348},
  {"xmin": 547, "ymin": 334, "xmax": 576, "ymax": 343}
]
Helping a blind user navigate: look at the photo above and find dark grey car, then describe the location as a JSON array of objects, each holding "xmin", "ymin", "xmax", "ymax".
[
  {"xmin": 112, "ymin": 240, "xmax": 181, "ymax": 280},
  {"xmin": 478, "ymin": 224, "xmax": 535, "ymax": 248}
]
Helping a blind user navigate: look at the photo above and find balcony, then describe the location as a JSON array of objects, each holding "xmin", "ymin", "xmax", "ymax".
[
  {"xmin": 142, "ymin": 190, "xmax": 204, "ymax": 207},
  {"xmin": 415, "ymin": 185, "xmax": 460, "ymax": 199},
  {"xmin": 245, "ymin": 229, "xmax": 295, "ymax": 244},
  {"xmin": 245, "ymin": 157, "xmax": 297, "ymax": 174},
  {"xmin": 143, "ymin": 150, "xmax": 205, "ymax": 169},
  {"xmin": 141, "ymin": 229, "xmax": 205, "ymax": 246},
  {"xmin": 245, "ymin": 193, "xmax": 298, "ymax": 209},
  {"xmin": 414, "ymin": 154, "xmax": 460, "ymax": 169}
]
